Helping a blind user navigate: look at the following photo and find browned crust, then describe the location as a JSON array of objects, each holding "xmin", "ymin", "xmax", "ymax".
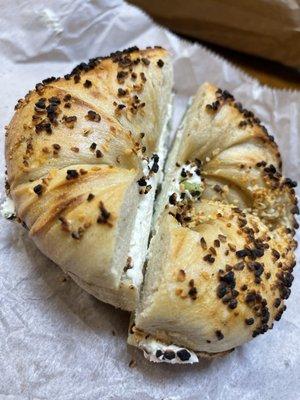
[
  {"xmin": 9, "ymin": 46, "xmax": 167, "ymax": 114},
  {"xmin": 29, "ymin": 194, "xmax": 86, "ymax": 236},
  {"xmin": 5, "ymin": 45, "xmax": 169, "ymax": 191}
]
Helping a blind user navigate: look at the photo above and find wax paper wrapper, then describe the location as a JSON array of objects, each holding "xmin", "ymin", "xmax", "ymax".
[{"xmin": 0, "ymin": 1, "xmax": 299, "ymax": 399}]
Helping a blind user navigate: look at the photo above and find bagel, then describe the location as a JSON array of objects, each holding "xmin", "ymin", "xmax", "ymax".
[{"xmin": 3, "ymin": 50, "xmax": 298, "ymax": 364}]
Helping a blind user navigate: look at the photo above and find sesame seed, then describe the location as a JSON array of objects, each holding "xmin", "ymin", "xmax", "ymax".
[
  {"xmin": 66, "ymin": 169, "xmax": 79, "ymax": 180},
  {"xmin": 200, "ymin": 237, "xmax": 207, "ymax": 250},
  {"xmin": 169, "ymin": 193, "xmax": 177, "ymax": 205},
  {"xmin": 118, "ymin": 88, "xmax": 127, "ymax": 97},
  {"xmin": 176, "ymin": 349, "xmax": 191, "ymax": 361},
  {"xmin": 87, "ymin": 193, "xmax": 95, "ymax": 202},
  {"xmin": 228, "ymin": 299, "xmax": 238, "ymax": 309},
  {"xmin": 214, "ymin": 239, "xmax": 221, "ymax": 247},
  {"xmin": 141, "ymin": 57, "xmax": 150, "ymax": 65},
  {"xmin": 177, "ymin": 269, "xmax": 186, "ymax": 282},
  {"xmin": 218, "ymin": 234, "xmax": 227, "ymax": 242},
  {"xmin": 209, "ymin": 247, "xmax": 217, "ymax": 256},
  {"xmin": 215, "ymin": 330, "xmax": 224, "ymax": 340},
  {"xmin": 203, "ymin": 254, "xmax": 215, "ymax": 264},
  {"xmin": 33, "ymin": 184, "xmax": 43, "ymax": 196},
  {"xmin": 137, "ymin": 177, "xmax": 147, "ymax": 186},
  {"xmin": 164, "ymin": 350, "xmax": 175, "ymax": 360},
  {"xmin": 188, "ymin": 286, "xmax": 197, "ymax": 300},
  {"xmin": 156, "ymin": 350, "xmax": 163, "ymax": 358},
  {"xmin": 97, "ymin": 201, "xmax": 111, "ymax": 225},
  {"xmin": 83, "ymin": 79, "xmax": 92, "ymax": 88},
  {"xmin": 52, "ymin": 143, "xmax": 61, "ymax": 150},
  {"xmin": 86, "ymin": 110, "xmax": 101, "ymax": 122}
]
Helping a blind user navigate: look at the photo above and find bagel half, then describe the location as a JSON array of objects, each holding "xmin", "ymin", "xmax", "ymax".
[
  {"xmin": 4, "ymin": 47, "xmax": 173, "ymax": 311},
  {"xmin": 128, "ymin": 83, "xmax": 298, "ymax": 363}
]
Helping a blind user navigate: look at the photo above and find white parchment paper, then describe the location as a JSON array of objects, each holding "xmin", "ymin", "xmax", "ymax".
[{"xmin": 0, "ymin": 1, "xmax": 299, "ymax": 399}]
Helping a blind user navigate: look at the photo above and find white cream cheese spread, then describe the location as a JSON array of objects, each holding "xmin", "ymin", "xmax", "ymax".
[
  {"xmin": 128, "ymin": 331, "xmax": 199, "ymax": 364},
  {"xmin": 0, "ymin": 197, "xmax": 16, "ymax": 220},
  {"xmin": 125, "ymin": 100, "xmax": 173, "ymax": 287}
]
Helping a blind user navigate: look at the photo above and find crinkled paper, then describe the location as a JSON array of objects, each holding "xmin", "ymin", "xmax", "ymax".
[{"xmin": 0, "ymin": 1, "xmax": 299, "ymax": 399}]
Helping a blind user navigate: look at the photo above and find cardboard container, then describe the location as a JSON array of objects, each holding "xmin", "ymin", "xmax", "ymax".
[{"xmin": 130, "ymin": 0, "xmax": 300, "ymax": 68}]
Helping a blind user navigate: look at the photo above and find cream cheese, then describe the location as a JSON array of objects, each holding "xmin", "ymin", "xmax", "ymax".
[
  {"xmin": 153, "ymin": 102, "xmax": 190, "ymax": 221},
  {"xmin": 129, "ymin": 334, "xmax": 199, "ymax": 364},
  {"xmin": 126, "ymin": 189, "xmax": 155, "ymax": 286},
  {"xmin": 0, "ymin": 197, "xmax": 16, "ymax": 220},
  {"xmin": 125, "ymin": 100, "xmax": 173, "ymax": 287}
]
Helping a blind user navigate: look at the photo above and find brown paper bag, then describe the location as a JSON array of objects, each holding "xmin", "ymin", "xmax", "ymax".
[{"xmin": 130, "ymin": 0, "xmax": 300, "ymax": 68}]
